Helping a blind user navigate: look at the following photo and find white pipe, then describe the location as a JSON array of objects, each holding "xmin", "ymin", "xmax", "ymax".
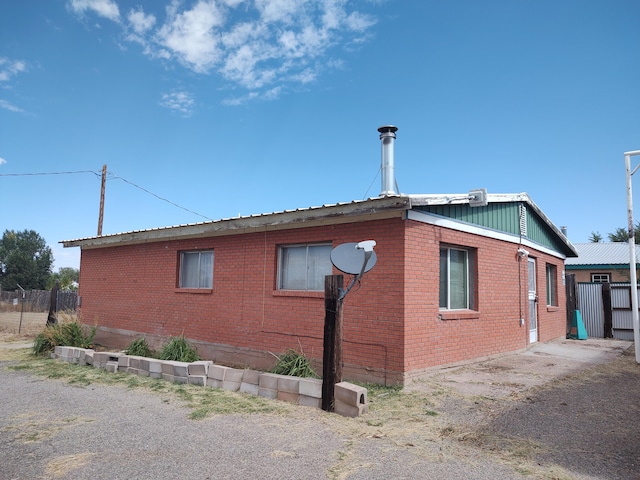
[{"xmin": 625, "ymin": 152, "xmax": 640, "ymax": 364}]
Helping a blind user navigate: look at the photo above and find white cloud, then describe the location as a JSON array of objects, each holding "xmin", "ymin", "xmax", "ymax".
[
  {"xmin": 159, "ymin": 90, "xmax": 195, "ymax": 116},
  {"xmin": 128, "ymin": 7, "xmax": 156, "ymax": 35},
  {"xmin": 70, "ymin": 0, "xmax": 378, "ymax": 105},
  {"xmin": 0, "ymin": 57, "xmax": 27, "ymax": 82},
  {"xmin": 0, "ymin": 99, "xmax": 24, "ymax": 113},
  {"xmin": 156, "ymin": 0, "xmax": 226, "ymax": 73},
  {"xmin": 68, "ymin": 0, "xmax": 120, "ymax": 22},
  {"xmin": 0, "ymin": 157, "xmax": 6, "ymax": 166}
]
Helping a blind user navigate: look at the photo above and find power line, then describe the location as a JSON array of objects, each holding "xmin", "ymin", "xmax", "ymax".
[
  {"xmin": 1, "ymin": 169, "xmax": 214, "ymax": 221},
  {"xmin": 0, "ymin": 170, "xmax": 101, "ymax": 177},
  {"xmin": 108, "ymin": 172, "xmax": 213, "ymax": 221}
]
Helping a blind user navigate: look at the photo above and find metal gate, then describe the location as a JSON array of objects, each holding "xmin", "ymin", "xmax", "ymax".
[{"xmin": 577, "ymin": 282, "xmax": 636, "ymax": 340}]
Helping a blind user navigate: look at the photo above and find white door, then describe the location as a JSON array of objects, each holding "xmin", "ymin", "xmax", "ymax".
[{"xmin": 528, "ymin": 257, "xmax": 538, "ymax": 343}]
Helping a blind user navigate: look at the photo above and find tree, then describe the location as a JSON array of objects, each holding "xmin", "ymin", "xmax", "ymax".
[
  {"xmin": 589, "ymin": 231, "xmax": 603, "ymax": 242},
  {"xmin": 0, "ymin": 229, "xmax": 53, "ymax": 290},
  {"xmin": 607, "ymin": 222, "xmax": 640, "ymax": 244},
  {"xmin": 48, "ymin": 267, "xmax": 79, "ymax": 291}
]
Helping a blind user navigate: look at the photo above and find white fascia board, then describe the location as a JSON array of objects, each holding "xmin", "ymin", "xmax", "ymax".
[{"xmin": 407, "ymin": 209, "xmax": 568, "ymax": 260}]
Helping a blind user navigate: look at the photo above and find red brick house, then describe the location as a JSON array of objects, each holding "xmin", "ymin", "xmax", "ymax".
[{"xmin": 62, "ymin": 129, "xmax": 577, "ymax": 385}]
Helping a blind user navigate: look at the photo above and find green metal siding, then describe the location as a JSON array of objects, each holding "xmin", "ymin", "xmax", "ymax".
[{"xmin": 414, "ymin": 202, "xmax": 568, "ymax": 254}]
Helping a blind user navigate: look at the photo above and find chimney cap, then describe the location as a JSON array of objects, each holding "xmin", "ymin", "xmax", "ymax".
[{"xmin": 378, "ymin": 125, "xmax": 398, "ymax": 134}]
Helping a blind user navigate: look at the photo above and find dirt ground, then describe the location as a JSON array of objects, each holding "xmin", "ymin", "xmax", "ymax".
[
  {"xmin": 2, "ymin": 312, "xmax": 638, "ymax": 479},
  {"xmin": 0, "ymin": 311, "xmax": 53, "ymax": 341}
]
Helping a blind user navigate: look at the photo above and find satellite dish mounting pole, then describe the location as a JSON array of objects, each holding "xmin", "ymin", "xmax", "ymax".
[
  {"xmin": 323, "ymin": 240, "xmax": 377, "ymax": 412},
  {"xmin": 322, "ymin": 274, "xmax": 344, "ymax": 412}
]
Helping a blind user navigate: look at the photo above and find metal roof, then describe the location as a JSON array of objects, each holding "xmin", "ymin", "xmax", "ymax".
[
  {"xmin": 61, "ymin": 193, "xmax": 575, "ymax": 256},
  {"xmin": 565, "ymin": 242, "xmax": 640, "ymax": 266}
]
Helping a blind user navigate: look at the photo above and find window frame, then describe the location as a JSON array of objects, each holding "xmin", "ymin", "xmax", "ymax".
[
  {"xmin": 178, "ymin": 250, "xmax": 214, "ymax": 289},
  {"xmin": 591, "ymin": 273, "xmax": 611, "ymax": 283},
  {"xmin": 546, "ymin": 263, "xmax": 558, "ymax": 307},
  {"xmin": 277, "ymin": 243, "xmax": 333, "ymax": 292},
  {"xmin": 439, "ymin": 245, "xmax": 476, "ymax": 311}
]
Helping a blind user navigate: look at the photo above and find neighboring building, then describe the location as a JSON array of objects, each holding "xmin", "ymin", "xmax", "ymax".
[
  {"xmin": 62, "ymin": 127, "xmax": 577, "ymax": 385},
  {"xmin": 565, "ymin": 242, "xmax": 640, "ymax": 283}
]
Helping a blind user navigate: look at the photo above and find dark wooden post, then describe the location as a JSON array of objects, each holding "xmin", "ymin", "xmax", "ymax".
[
  {"xmin": 322, "ymin": 274, "xmax": 344, "ymax": 412},
  {"xmin": 565, "ymin": 274, "xmax": 577, "ymax": 337},
  {"xmin": 602, "ymin": 282, "xmax": 613, "ymax": 338},
  {"xmin": 47, "ymin": 280, "xmax": 60, "ymax": 326}
]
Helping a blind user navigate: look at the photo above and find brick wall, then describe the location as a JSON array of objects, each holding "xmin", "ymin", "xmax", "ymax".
[{"xmin": 77, "ymin": 215, "xmax": 568, "ymax": 385}]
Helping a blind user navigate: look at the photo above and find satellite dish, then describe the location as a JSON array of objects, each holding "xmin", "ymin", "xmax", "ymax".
[{"xmin": 331, "ymin": 242, "xmax": 377, "ymax": 275}]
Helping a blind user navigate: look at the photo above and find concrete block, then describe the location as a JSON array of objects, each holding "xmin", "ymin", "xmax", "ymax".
[
  {"xmin": 93, "ymin": 352, "xmax": 110, "ymax": 366},
  {"xmin": 161, "ymin": 373, "xmax": 175, "ymax": 383},
  {"xmin": 334, "ymin": 399, "xmax": 369, "ymax": 418},
  {"xmin": 54, "ymin": 346, "xmax": 65, "ymax": 357},
  {"xmin": 224, "ymin": 368, "xmax": 244, "ymax": 383},
  {"xmin": 239, "ymin": 382, "xmax": 259, "ymax": 396},
  {"xmin": 259, "ymin": 373, "xmax": 280, "ymax": 390},
  {"xmin": 105, "ymin": 361, "xmax": 118, "ymax": 373},
  {"xmin": 138, "ymin": 358, "xmax": 150, "ymax": 373},
  {"xmin": 188, "ymin": 375, "xmax": 207, "ymax": 386},
  {"xmin": 242, "ymin": 369, "xmax": 261, "ymax": 385},
  {"xmin": 136, "ymin": 368, "xmax": 150, "ymax": 377},
  {"xmin": 161, "ymin": 361, "xmax": 176, "ymax": 375},
  {"xmin": 258, "ymin": 387, "xmax": 277, "ymax": 399},
  {"xmin": 278, "ymin": 376, "xmax": 300, "ymax": 394},
  {"xmin": 118, "ymin": 356, "xmax": 130, "ymax": 367},
  {"xmin": 277, "ymin": 391, "xmax": 299, "ymax": 404},
  {"xmin": 85, "ymin": 351, "xmax": 94, "ymax": 365},
  {"xmin": 298, "ymin": 378, "xmax": 322, "ymax": 398},
  {"xmin": 221, "ymin": 381, "xmax": 240, "ymax": 392},
  {"xmin": 127, "ymin": 368, "xmax": 139, "ymax": 375},
  {"xmin": 49, "ymin": 352, "xmax": 57, "ymax": 360},
  {"xmin": 173, "ymin": 375, "xmax": 188, "ymax": 384},
  {"xmin": 148, "ymin": 360, "xmax": 163, "ymax": 375},
  {"xmin": 207, "ymin": 365, "xmax": 229, "ymax": 381},
  {"xmin": 206, "ymin": 378, "xmax": 223, "ymax": 389},
  {"xmin": 128, "ymin": 356, "xmax": 141, "ymax": 369},
  {"xmin": 172, "ymin": 362, "xmax": 189, "ymax": 378},
  {"xmin": 188, "ymin": 361, "xmax": 213, "ymax": 376},
  {"xmin": 150, "ymin": 372, "xmax": 162, "ymax": 379},
  {"xmin": 299, "ymin": 395, "xmax": 322, "ymax": 409},
  {"xmin": 334, "ymin": 382, "xmax": 368, "ymax": 407}
]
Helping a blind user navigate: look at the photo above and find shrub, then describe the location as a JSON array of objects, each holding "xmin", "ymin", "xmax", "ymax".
[
  {"xmin": 33, "ymin": 321, "xmax": 97, "ymax": 356},
  {"xmin": 158, "ymin": 335, "xmax": 200, "ymax": 362},
  {"xmin": 270, "ymin": 348, "xmax": 318, "ymax": 378},
  {"xmin": 125, "ymin": 337, "xmax": 154, "ymax": 357}
]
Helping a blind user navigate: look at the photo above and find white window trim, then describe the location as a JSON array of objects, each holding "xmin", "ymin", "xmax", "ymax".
[
  {"xmin": 277, "ymin": 243, "xmax": 332, "ymax": 291},
  {"xmin": 179, "ymin": 250, "xmax": 214, "ymax": 289},
  {"xmin": 440, "ymin": 246, "xmax": 471, "ymax": 310}
]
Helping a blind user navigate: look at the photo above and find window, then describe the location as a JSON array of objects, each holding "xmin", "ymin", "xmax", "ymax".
[
  {"xmin": 179, "ymin": 250, "xmax": 214, "ymax": 289},
  {"xmin": 591, "ymin": 273, "xmax": 610, "ymax": 283},
  {"xmin": 439, "ymin": 246, "xmax": 475, "ymax": 310},
  {"xmin": 278, "ymin": 244, "xmax": 332, "ymax": 291},
  {"xmin": 546, "ymin": 263, "xmax": 558, "ymax": 306}
]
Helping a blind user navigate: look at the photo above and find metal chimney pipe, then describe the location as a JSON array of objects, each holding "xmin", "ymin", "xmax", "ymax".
[{"xmin": 378, "ymin": 125, "xmax": 398, "ymax": 196}]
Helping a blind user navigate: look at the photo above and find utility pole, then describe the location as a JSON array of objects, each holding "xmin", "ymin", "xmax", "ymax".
[{"xmin": 97, "ymin": 164, "xmax": 107, "ymax": 236}]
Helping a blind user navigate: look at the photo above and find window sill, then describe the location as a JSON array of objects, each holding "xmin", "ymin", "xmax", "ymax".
[
  {"xmin": 174, "ymin": 288, "xmax": 213, "ymax": 294},
  {"xmin": 547, "ymin": 306, "xmax": 560, "ymax": 312},
  {"xmin": 273, "ymin": 290, "xmax": 324, "ymax": 299},
  {"xmin": 438, "ymin": 310, "xmax": 481, "ymax": 321}
]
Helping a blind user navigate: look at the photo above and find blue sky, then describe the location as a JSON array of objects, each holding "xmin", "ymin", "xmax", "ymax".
[{"xmin": 1, "ymin": 0, "xmax": 639, "ymax": 271}]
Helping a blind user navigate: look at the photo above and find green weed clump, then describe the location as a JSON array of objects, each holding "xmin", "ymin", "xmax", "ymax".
[
  {"xmin": 158, "ymin": 335, "xmax": 200, "ymax": 362},
  {"xmin": 125, "ymin": 337, "xmax": 154, "ymax": 358},
  {"xmin": 33, "ymin": 321, "xmax": 97, "ymax": 356},
  {"xmin": 270, "ymin": 348, "xmax": 318, "ymax": 378}
]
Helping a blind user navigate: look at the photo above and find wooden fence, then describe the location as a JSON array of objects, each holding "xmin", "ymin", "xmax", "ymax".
[{"xmin": 0, "ymin": 289, "xmax": 77, "ymax": 313}]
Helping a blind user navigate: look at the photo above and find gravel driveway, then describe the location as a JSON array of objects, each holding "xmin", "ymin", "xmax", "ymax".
[{"xmin": 1, "ymin": 338, "xmax": 637, "ymax": 480}]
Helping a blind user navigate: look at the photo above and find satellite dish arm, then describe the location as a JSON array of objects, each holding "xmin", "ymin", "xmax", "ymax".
[{"xmin": 339, "ymin": 241, "xmax": 376, "ymax": 300}]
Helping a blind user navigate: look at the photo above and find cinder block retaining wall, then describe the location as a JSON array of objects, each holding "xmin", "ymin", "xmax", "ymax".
[{"xmin": 52, "ymin": 346, "xmax": 368, "ymax": 418}]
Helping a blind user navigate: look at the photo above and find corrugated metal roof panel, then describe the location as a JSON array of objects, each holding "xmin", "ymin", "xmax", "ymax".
[{"xmin": 565, "ymin": 242, "xmax": 640, "ymax": 265}]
